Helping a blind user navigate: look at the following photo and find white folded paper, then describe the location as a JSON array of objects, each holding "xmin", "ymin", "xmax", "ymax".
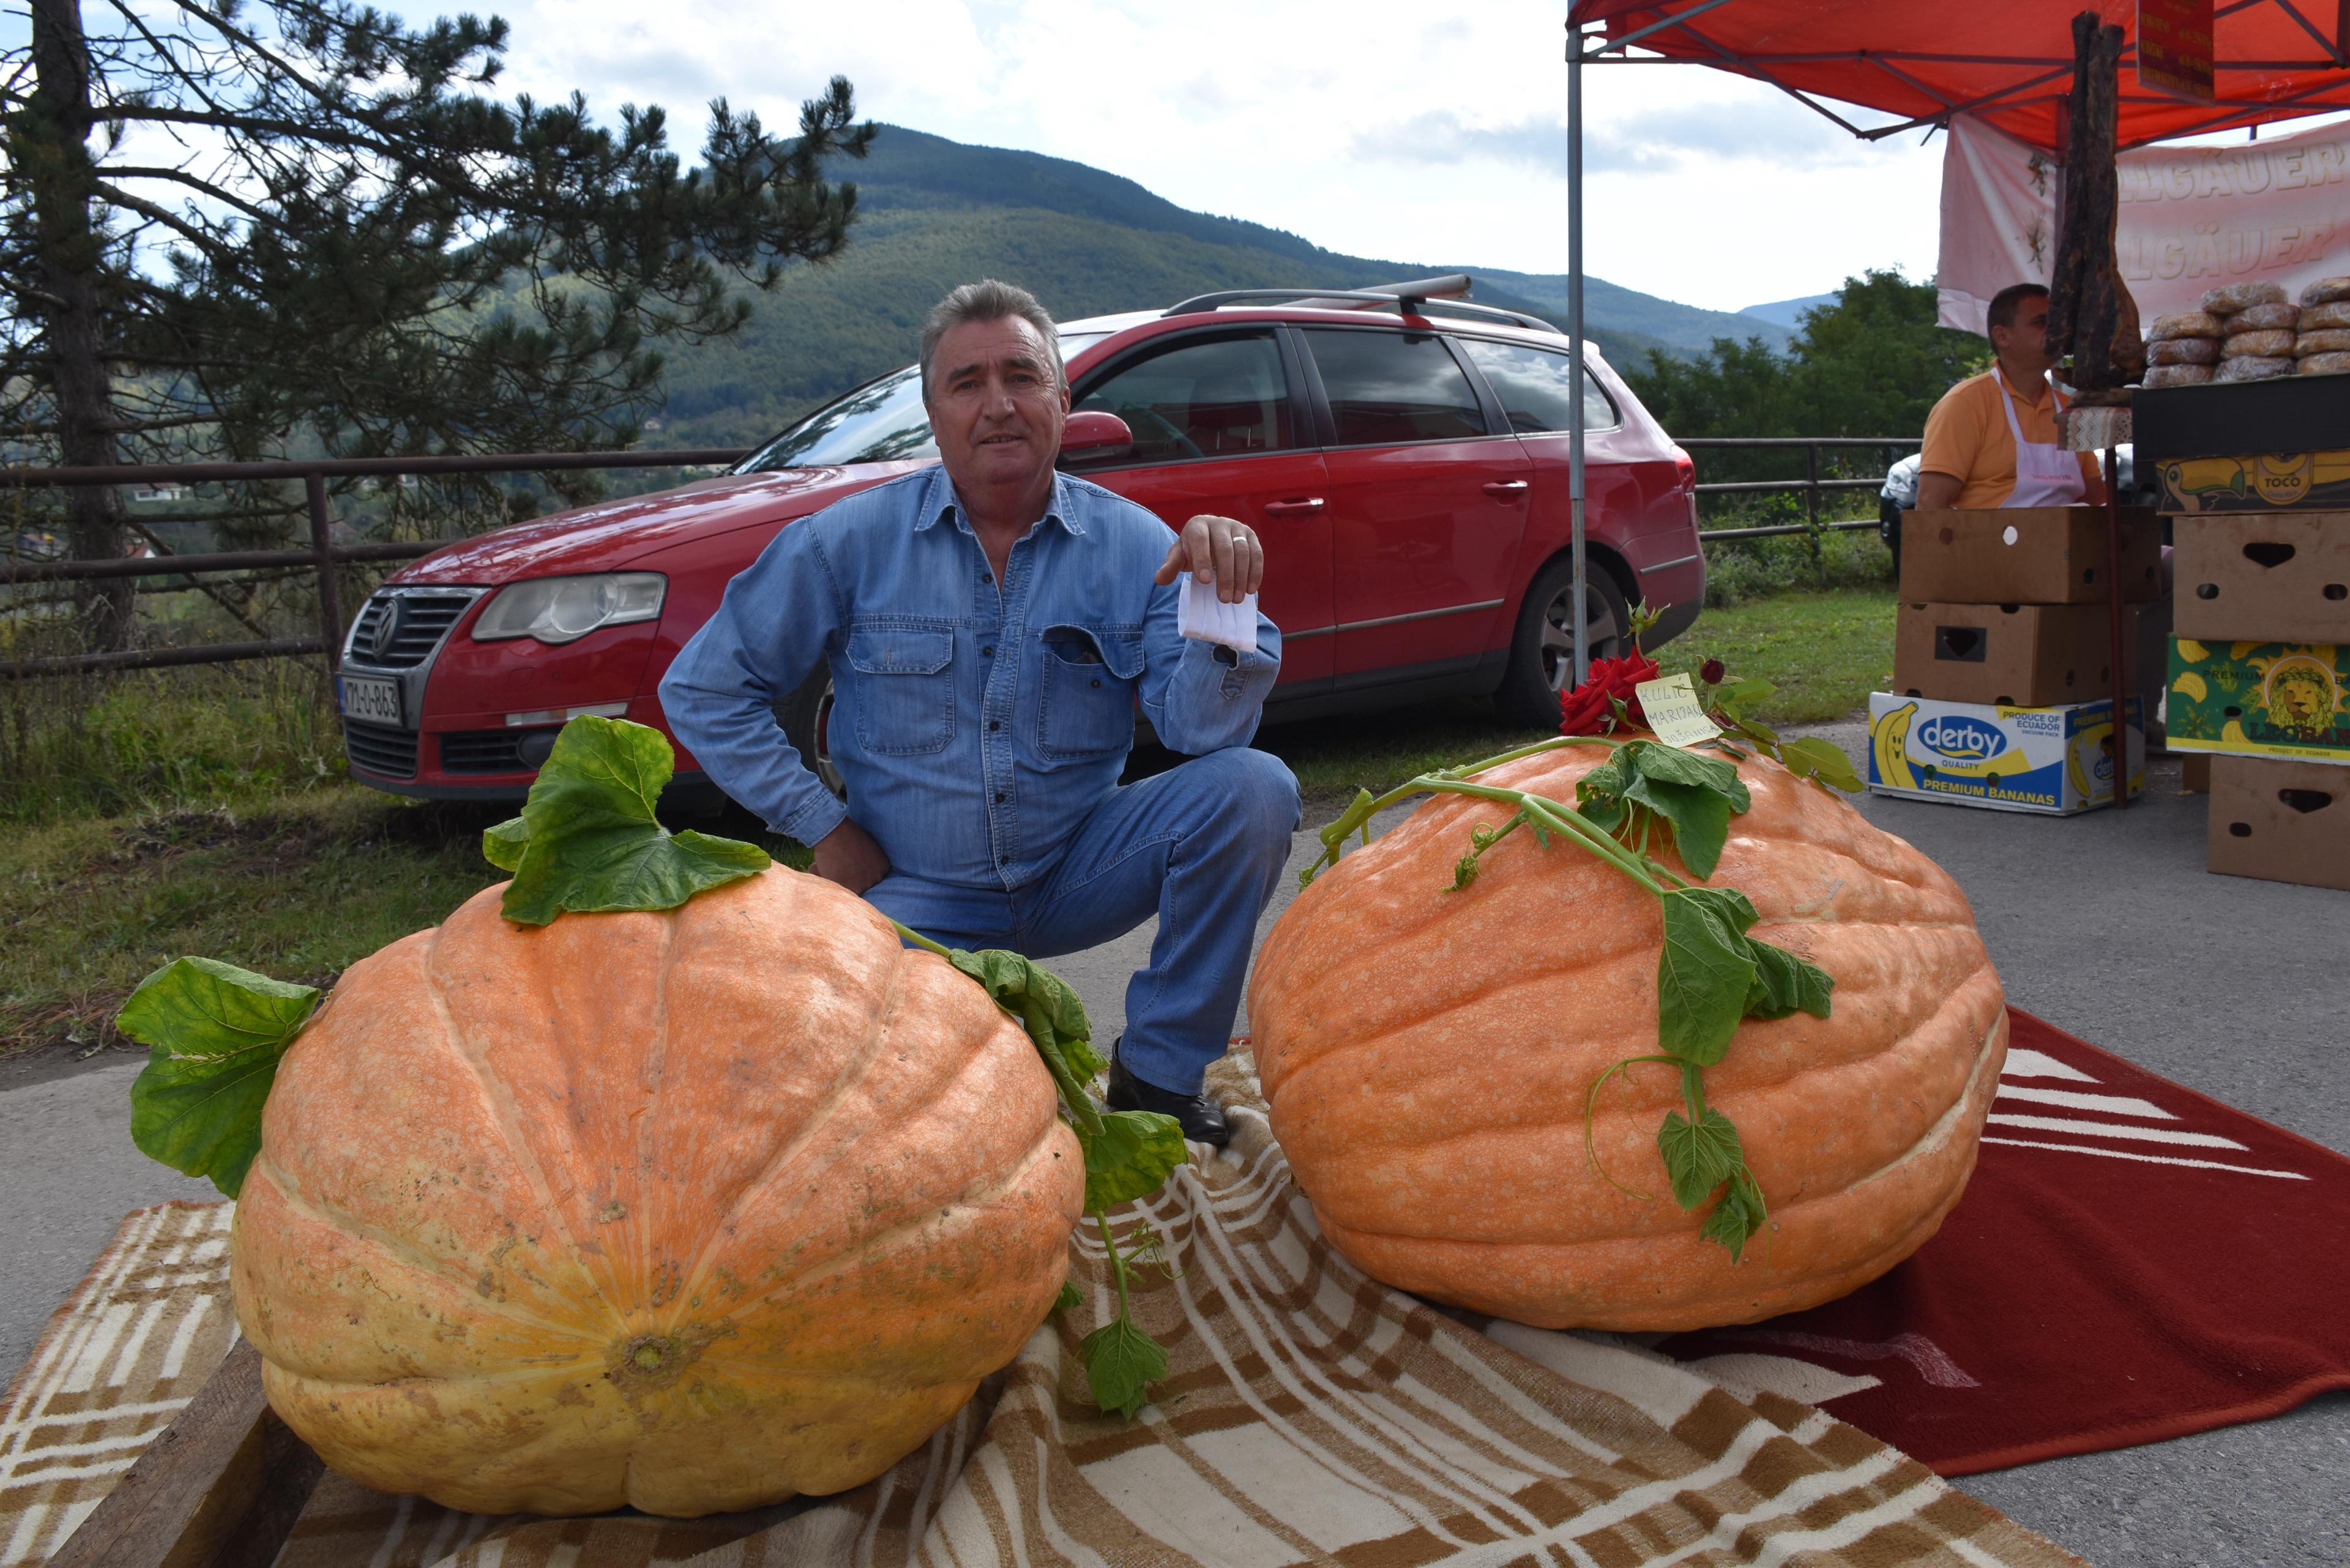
[{"xmin": 1176, "ymin": 573, "xmax": 1260, "ymax": 653}]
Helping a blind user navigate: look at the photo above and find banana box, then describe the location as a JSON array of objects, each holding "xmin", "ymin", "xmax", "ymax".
[
  {"xmin": 1867, "ymin": 693, "xmax": 2146, "ymax": 814},
  {"xmin": 2166, "ymin": 638, "xmax": 2350, "ymax": 766},
  {"xmin": 2155, "ymin": 450, "xmax": 2350, "ymax": 515}
]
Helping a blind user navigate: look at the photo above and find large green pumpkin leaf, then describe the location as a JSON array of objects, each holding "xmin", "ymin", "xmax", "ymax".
[
  {"xmin": 1624, "ymin": 739, "xmax": 1751, "ymax": 811},
  {"xmin": 1656, "ymin": 887, "xmax": 1759, "ymax": 1067},
  {"xmin": 1079, "ymin": 1313, "xmax": 1168, "ymax": 1421},
  {"xmin": 946, "ymin": 947, "xmax": 1103, "ymax": 1083},
  {"xmin": 1777, "ymin": 736, "xmax": 1864, "ymax": 793},
  {"xmin": 1624, "ymin": 775, "xmax": 1733, "ymax": 880},
  {"xmin": 117, "ymin": 958, "xmax": 320, "ymax": 1198},
  {"xmin": 1699, "ymin": 1168, "xmax": 1770, "ymax": 1263},
  {"xmin": 496, "ymin": 717, "xmax": 770, "ymax": 925},
  {"xmin": 1657, "ymin": 1104, "xmax": 1744, "ymax": 1211},
  {"xmin": 1745, "ymin": 937, "xmax": 1835, "ymax": 1021},
  {"xmin": 482, "ymin": 815, "xmax": 530, "ymax": 872},
  {"xmin": 1079, "ymin": 1110, "xmax": 1190, "ymax": 1212}
]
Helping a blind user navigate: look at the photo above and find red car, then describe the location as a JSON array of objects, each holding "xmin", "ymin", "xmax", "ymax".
[{"xmin": 335, "ymin": 284, "xmax": 1705, "ymax": 801}]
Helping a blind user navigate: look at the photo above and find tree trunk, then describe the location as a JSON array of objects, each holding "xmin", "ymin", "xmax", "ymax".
[{"xmin": 26, "ymin": 0, "xmax": 133, "ymax": 649}]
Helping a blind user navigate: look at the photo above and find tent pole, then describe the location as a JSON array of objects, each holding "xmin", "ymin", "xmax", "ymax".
[{"xmin": 1568, "ymin": 17, "xmax": 1591, "ymax": 691}]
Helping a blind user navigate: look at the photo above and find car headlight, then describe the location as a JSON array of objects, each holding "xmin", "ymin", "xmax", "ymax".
[{"xmin": 472, "ymin": 573, "xmax": 665, "ymax": 645}]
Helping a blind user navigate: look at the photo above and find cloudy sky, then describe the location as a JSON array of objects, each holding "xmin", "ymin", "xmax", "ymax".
[{"xmin": 452, "ymin": 0, "xmax": 1953, "ymax": 315}]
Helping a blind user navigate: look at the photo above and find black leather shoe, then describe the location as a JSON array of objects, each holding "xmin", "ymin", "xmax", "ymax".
[{"xmin": 1107, "ymin": 1045, "xmax": 1231, "ymax": 1148}]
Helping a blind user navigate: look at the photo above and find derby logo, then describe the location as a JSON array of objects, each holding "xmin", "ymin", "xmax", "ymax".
[{"xmin": 1915, "ymin": 716, "xmax": 2009, "ymax": 763}]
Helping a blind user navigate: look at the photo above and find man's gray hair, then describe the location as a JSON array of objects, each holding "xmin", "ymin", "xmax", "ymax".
[{"xmin": 919, "ymin": 279, "xmax": 1062, "ymax": 398}]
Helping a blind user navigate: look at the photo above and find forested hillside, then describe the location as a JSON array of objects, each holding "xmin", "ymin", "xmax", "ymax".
[{"xmin": 651, "ymin": 126, "xmax": 1790, "ymax": 445}]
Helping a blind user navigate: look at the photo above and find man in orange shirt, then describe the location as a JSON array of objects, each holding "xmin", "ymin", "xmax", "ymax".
[
  {"xmin": 1918, "ymin": 283, "xmax": 2106, "ymax": 510},
  {"xmin": 1915, "ymin": 280, "xmax": 2170, "ymax": 743}
]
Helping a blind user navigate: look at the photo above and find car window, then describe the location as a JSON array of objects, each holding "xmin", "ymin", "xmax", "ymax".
[
  {"xmin": 1455, "ymin": 338, "xmax": 1620, "ymax": 435},
  {"xmin": 739, "ymin": 365, "xmax": 935, "ymax": 471},
  {"xmin": 1071, "ymin": 332, "xmax": 1294, "ymax": 465},
  {"xmin": 1300, "ymin": 328, "xmax": 1488, "ymax": 446},
  {"xmin": 740, "ymin": 332, "xmax": 1110, "ymax": 472}
]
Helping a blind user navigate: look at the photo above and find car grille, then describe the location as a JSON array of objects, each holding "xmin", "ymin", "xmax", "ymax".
[
  {"xmin": 345, "ymin": 591, "xmax": 477, "ymax": 669},
  {"xmin": 440, "ymin": 729, "xmax": 535, "ymax": 774},
  {"xmin": 341, "ymin": 720, "xmax": 419, "ymax": 779}
]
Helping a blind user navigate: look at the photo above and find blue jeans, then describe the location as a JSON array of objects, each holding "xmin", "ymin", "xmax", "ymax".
[{"xmin": 865, "ymin": 748, "xmax": 1301, "ymax": 1096}]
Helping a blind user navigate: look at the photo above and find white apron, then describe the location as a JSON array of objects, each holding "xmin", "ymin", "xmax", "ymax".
[{"xmin": 1994, "ymin": 367, "xmax": 2089, "ymax": 507}]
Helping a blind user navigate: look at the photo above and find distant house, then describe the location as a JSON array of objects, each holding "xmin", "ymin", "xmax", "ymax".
[{"xmin": 130, "ymin": 482, "xmax": 191, "ymax": 504}]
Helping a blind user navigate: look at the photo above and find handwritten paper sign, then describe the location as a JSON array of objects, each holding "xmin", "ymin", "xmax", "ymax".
[{"xmin": 1634, "ymin": 673, "xmax": 1723, "ymax": 749}]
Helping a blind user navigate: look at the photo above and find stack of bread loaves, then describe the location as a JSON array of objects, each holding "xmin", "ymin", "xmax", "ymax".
[
  {"xmin": 2143, "ymin": 310, "xmax": 2225, "ymax": 387},
  {"xmin": 2294, "ymin": 277, "xmax": 2350, "ymax": 376},
  {"xmin": 2199, "ymin": 282, "xmax": 2301, "ymax": 382}
]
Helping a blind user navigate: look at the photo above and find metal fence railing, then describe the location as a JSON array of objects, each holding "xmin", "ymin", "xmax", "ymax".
[
  {"xmin": 1684, "ymin": 436, "xmax": 1919, "ymax": 542},
  {"xmin": 2, "ymin": 434, "xmax": 1922, "ymax": 681},
  {"xmin": 1, "ymin": 450, "xmax": 751, "ymax": 680}
]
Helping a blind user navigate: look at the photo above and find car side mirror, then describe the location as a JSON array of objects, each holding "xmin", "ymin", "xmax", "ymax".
[{"xmin": 1058, "ymin": 410, "xmax": 1133, "ymax": 465}]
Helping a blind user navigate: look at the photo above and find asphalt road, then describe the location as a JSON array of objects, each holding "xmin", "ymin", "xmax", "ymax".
[{"xmin": 6, "ymin": 726, "xmax": 2342, "ymax": 1566}]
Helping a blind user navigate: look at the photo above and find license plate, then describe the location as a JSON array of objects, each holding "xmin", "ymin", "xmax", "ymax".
[{"xmin": 338, "ymin": 673, "xmax": 404, "ymax": 726}]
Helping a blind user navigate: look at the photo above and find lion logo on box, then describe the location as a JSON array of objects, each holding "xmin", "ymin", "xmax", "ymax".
[{"xmin": 2250, "ymin": 649, "xmax": 2344, "ymax": 739}]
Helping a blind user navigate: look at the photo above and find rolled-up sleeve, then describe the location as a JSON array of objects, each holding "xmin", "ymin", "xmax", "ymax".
[
  {"xmin": 658, "ymin": 524, "xmax": 850, "ymax": 848},
  {"xmin": 1136, "ymin": 582, "xmax": 1282, "ymax": 755}
]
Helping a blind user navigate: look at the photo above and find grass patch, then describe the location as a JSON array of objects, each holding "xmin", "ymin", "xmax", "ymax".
[
  {"xmin": 0, "ymin": 784, "xmax": 810, "ymax": 1060},
  {"xmin": 1654, "ymin": 588, "xmax": 1897, "ymax": 726},
  {"xmin": 0, "ymin": 660, "xmax": 348, "ymax": 827},
  {"xmin": 1251, "ymin": 585, "xmax": 1895, "ymax": 803}
]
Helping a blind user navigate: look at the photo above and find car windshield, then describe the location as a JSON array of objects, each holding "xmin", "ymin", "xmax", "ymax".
[{"xmin": 737, "ymin": 333, "xmax": 1110, "ymax": 472}]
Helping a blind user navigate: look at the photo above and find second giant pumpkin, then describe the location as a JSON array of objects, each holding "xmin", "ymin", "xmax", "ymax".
[
  {"xmin": 231, "ymin": 867, "xmax": 1083, "ymax": 1518},
  {"xmin": 1250, "ymin": 743, "xmax": 2005, "ymax": 1331}
]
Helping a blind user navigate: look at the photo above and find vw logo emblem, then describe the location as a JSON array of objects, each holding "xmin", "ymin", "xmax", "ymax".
[{"xmin": 367, "ymin": 600, "xmax": 401, "ymax": 662}]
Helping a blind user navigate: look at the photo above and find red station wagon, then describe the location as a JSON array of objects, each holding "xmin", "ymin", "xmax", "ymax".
[{"xmin": 335, "ymin": 282, "xmax": 1706, "ymax": 801}]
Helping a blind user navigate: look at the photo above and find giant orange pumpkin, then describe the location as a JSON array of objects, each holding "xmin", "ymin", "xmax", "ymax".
[
  {"xmin": 1250, "ymin": 744, "xmax": 2005, "ymax": 1332},
  {"xmin": 230, "ymin": 867, "xmax": 1083, "ymax": 1517}
]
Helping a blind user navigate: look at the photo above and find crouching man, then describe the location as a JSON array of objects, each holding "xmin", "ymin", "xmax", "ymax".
[{"xmin": 660, "ymin": 279, "xmax": 1300, "ymax": 1145}]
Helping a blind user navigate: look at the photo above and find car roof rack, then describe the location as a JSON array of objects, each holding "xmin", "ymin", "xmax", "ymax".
[{"xmin": 1162, "ymin": 274, "xmax": 1561, "ymax": 334}]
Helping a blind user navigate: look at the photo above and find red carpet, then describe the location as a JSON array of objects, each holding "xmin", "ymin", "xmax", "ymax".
[{"xmin": 1655, "ymin": 1009, "xmax": 2350, "ymax": 1475}]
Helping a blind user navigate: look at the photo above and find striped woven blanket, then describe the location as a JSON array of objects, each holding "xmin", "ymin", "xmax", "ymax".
[{"xmin": 1, "ymin": 1055, "xmax": 2081, "ymax": 1567}]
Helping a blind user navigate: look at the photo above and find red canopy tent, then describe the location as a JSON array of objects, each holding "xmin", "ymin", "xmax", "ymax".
[
  {"xmin": 1567, "ymin": 0, "xmax": 2350, "ymax": 151},
  {"xmin": 1543, "ymin": 1, "xmax": 2350, "ymax": 690}
]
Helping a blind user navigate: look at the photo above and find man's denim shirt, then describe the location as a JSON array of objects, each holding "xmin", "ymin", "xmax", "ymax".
[{"xmin": 659, "ymin": 466, "xmax": 1282, "ymax": 891}]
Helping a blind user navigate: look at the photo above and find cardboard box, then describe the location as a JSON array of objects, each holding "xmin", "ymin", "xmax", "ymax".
[
  {"xmin": 1893, "ymin": 602, "xmax": 2138, "ymax": 706},
  {"xmin": 2206, "ymin": 755, "xmax": 2350, "ymax": 892},
  {"xmin": 2172, "ymin": 512, "xmax": 2350, "ymax": 644},
  {"xmin": 2154, "ymin": 450, "xmax": 2350, "ymax": 515},
  {"xmin": 1899, "ymin": 508, "xmax": 2163, "ymax": 604},
  {"xmin": 2182, "ymin": 753, "xmax": 2210, "ymax": 794},
  {"xmin": 2135, "ymin": 373, "xmax": 2350, "ymax": 474},
  {"xmin": 2166, "ymin": 638, "xmax": 2350, "ymax": 766},
  {"xmin": 1867, "ymin": 692, "xmax": 2146, "ymax": 815}
]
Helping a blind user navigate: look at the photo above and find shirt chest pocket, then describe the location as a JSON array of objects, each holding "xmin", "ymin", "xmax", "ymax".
[
  {"xmin": 1036, "ymin": 624, "xmax": 1145, "ymax": 759},
  {"xmin": 845, "ymin": 627, "xmax": 956, "ymax": 755}
]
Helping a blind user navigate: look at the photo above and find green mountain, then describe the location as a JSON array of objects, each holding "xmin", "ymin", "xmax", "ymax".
[{"xmin": 651, "ymin": 126, "xmax": 1790, "ymax": 447}]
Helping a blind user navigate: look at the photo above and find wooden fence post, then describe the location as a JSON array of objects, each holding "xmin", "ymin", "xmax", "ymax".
[{"xmin": 305, "ymin": 470, "xmax": 342, "ymax": 678}]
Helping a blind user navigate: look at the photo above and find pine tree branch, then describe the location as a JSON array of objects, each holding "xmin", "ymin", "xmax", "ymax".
[
  {"xmin": 106, "ymin": 104, "xmax": 401, "ymax": 159},
  {"xmin": 98, "ymin": 166, "xmax": 273, "ymax": 225},
  {"xmin": 91, "ymin": 183, "xmax": 231, "ymax": 256}
]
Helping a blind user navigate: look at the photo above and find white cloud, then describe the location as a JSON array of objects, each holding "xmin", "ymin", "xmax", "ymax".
[{"xmin": 379, "ymin": 0, "xmax": 1953, "ymax": 311}]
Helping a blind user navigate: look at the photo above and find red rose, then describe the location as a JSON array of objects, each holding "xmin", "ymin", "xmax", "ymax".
[
  {"xmin": 1700, "ymin": 658, "xmax": 1726, "ymax": 685},
  {"xmin": 1558, "ymin": 650, "xmax": 1661, "ymax": 736}
]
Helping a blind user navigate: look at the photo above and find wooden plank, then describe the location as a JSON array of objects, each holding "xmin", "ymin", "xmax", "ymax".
[{"xmin": 47, "ymin": 1340, "xmax": 326, "ymax": 1568}]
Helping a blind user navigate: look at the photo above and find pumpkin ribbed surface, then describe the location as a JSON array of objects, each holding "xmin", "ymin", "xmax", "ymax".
[
  {"xmin": 231, "ymin": 868, "xmax": 1083, "ymax": 1518},
  {"xmin": 1250, "ymin": 745, "xmax": 2005, "ymax": 1332}
]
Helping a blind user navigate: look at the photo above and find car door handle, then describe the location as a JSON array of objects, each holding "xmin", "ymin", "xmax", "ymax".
[
  {"xmin": 1262, "ymin": 498, "xmax": 1325, "ymax": 517},
  {"xmin": 1482, "ymin": 480, "xmax": 1530, "ymax": 497}
]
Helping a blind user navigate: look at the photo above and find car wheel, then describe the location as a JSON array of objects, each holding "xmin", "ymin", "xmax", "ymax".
[
  {"xmin": 772, "ymin": 666, "xmax": 846, "ymax": 801},
  {"xmin": 1496, "ymin": 558, "xmax": 1631, "ymax": 728}
]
